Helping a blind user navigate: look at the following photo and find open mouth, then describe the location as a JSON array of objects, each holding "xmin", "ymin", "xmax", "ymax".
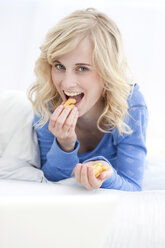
[{"xmin": 63, "ymin": 91, "xmax": 84, "ymax": 106}]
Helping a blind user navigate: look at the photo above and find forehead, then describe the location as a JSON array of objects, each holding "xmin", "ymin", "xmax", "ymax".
[{"xmin": 58, "ymin": 37, "xmax": 93, "ymax": 64}]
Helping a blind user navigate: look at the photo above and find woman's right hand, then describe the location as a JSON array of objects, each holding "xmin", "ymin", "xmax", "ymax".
[{"xmin": 48, "ymin": 104, "xmax": 79, "ymax": 152}]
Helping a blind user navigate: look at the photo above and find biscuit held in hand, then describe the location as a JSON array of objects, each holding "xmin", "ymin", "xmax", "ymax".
[
  {"xmin": 93, "ymin": 162, "xmax": 107, "ymax": 178},
  {"xmin": 63, "ymin": 98, "xmax": 76, "ymax": 109}
]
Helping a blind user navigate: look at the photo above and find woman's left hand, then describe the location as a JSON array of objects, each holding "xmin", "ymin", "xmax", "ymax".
[{"xmin": 74, "ymin": 160, "xmax": 113, "ymax": 190}]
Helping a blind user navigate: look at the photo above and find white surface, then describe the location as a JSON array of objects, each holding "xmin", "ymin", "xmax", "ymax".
[
  {"xmin": 0, "ymin": 90, "xmax": 40, "ymax": 165},
  {"xmin": 0, "ymin": 180, "xmax": 117, "ymax": 248},
  {"xmin": 0, "ymin": 180, "xmax": 165, "ymax": 248},
  {"xmin": 0, "ymin": 90, "xmax": 46, "ymax": 182},
  {"xmin": 143, "ymin": 154, "xmax": 165, "ymax": 190}
]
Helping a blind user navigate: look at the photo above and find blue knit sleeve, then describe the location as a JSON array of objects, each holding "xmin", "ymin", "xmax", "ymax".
[
  {"xmin": 111, "ymin": 105, "xmax": 148, "ymax": 190},
  {"xmin": 83, "ymin": 105, "xmax": 148, "ymax": 191},
  {"xmin": 33, "ymin": 115, "xmax": 80, "ymax": 181}
]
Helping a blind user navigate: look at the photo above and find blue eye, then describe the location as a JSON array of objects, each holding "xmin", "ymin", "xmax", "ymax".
[
  {"xmin": 55, "ymin": 64, "xmax": 65, "ymax": 70},
  {"xmin": 78, "ymin": 67, "xmax": 88, "ymax": 72}
]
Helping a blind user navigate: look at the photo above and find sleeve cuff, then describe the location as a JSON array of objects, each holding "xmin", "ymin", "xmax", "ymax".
[
  {"xmin": 101, "ymin": 169, "xmax": 117, "ymax": 188},
  {"xmin": 82, "ymin": 155, "xmax": 111, "ymax": 165},
  {"xmin": 54, "ymin": 138, "xmax": 80, "ymax": 154},
  {"xmin": 47, "ymin": 138, "xmax": 80, "ymax": 170}
]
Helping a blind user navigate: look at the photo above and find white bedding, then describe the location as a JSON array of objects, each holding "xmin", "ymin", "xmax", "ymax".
[
  {"xmin": 143, "ymin": 155, "xmax": 165, "ymax": 190},
  {"xmin": 0, "ymin": 179, "xmax": 165, "ymax": 248},
  {"xmin": 0, "ymin": 180, "xmax": 118, "ymax": 248},
  {"xmin": 0, "ymin": 90, "xmax": 165, "ymax": 248}
]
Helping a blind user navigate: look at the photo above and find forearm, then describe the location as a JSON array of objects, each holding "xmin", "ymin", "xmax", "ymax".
[
  {"xmin": 41, "ymin": 138, "xmax": 80, "ymax": 181},
  {"xmin": 101, "ymin": 171, "xmax": 142, "ymax": 191}
]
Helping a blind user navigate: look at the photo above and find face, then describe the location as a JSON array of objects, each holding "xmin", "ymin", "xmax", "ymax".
[{"xmin": 51, "ymin": 37, "xmax": 104, "ymax": 118}]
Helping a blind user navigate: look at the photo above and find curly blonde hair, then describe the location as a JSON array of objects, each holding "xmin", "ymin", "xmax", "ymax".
[{"xmin": 27, "ymin": 8, "xmax": 133, "ymax": 134}]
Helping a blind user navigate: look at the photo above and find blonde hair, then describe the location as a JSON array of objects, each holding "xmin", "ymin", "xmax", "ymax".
[{"xmin": 27, "ymin": 8, "xmax": 133, "ymax": 134}]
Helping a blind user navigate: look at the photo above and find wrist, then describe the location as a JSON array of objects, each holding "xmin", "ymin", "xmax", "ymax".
[{"xmin": 57, "ymin": 138, "xmax": 76, "ymax": 152}]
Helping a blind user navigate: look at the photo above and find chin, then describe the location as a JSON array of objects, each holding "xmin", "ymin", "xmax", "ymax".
[
  {"xmin": 77, "ymin": 108, "xmax": 88, "ymax": 118},
  {"xmin": 77, "ymin": 108, "xmax": 83, "ymax": 118}
]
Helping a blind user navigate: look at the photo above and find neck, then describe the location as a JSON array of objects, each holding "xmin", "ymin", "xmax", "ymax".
[
  {"xmin": 76, "ymin": 101, "xmax": 104, "ymax": 133},
  {"xmin": 77, "ymin": 116, "xmax": 97, "ymax": 132}
]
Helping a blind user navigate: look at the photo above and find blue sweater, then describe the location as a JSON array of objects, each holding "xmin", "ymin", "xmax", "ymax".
[{"xmin": 33, "ymin": 84, "xmax": 148, "ymax": 191}]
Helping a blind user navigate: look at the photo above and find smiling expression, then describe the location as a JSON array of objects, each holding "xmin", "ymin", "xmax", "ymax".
[{"xmin": 51, "ymin": 37, "xmax": 104, "ymax": 118}]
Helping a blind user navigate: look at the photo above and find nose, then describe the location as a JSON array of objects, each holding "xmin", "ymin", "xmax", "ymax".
[{"xmin": 61, "ymin": 71, "xmax": 77, "ymax": 89}]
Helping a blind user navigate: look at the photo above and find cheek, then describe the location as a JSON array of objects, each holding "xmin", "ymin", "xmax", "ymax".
[
  {"xmin": 51, "ymin": 71, "xmax": 61, "ymax": 88},
  {"xmin": 89, "ymin": 83, "xmax": 103, "ymax": 100}
]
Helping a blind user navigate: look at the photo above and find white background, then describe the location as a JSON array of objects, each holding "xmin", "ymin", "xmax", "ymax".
[{"xmin": 0, "ymin": 0, "xmax": 165, "ymax": 155}]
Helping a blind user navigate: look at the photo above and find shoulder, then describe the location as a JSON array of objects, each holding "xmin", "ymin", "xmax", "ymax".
[
  {"xmin": 126, "ymin": 84, "xmax": 148, "ymax": 130},
  {"xmin": 127, "ymin": 84, "xmax": 147, "ymax": 109},
  {"xmin": 112, "ymin": 84, "xmax": 148, "ymax": 143}
]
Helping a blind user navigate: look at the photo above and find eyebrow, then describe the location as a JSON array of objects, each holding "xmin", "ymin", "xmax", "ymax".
[
  {"xmin": 76, "ymin": 63, "xmax": 92, "ymax": 66},
  {"xmin": 54, "ymin": 60, "xmax": 92, "ymax": 67}
]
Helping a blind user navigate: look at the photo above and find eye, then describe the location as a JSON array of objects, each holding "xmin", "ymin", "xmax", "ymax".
[
  {"xmin": 55, "ymin": 64, "xmax": 65, "ymax": 70},
  {"xmin": 77, "ymin": 66, "xmax": 89, "ymax": 72}
]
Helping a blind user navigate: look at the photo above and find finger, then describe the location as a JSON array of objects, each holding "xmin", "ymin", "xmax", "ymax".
[
  {"xmin": 81, "ymin": 165, "xmax": 92, "ymax": 190},
  {"xmin": 63, "ymin": 107, "xmax": 78, "ymax": 133},
  {"xmin": 49, "ymin": 104, "xmax": 63, "ymax": 130},
  {"xmin": 75, "ymin": 163, "xmax": 82, "ymax": 184},
  {"xmin": 67, "ymin": 107, "xmax": 79, "ymax": 133},
  {"xmin": 87, "ymin": 166, "xmax": 102, "ymax": 189},
  {"xmin": 99, "ymin": 167, "xmax": 113, "ymax": 180},
  {"xmin": 55, "ymin": 106, "xmax": 72, "ymax": 129}
]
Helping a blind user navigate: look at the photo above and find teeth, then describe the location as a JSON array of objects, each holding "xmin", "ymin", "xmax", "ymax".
[{"xmin": 64, "ymin": 91, "xmax": 83, "ymax": 97}]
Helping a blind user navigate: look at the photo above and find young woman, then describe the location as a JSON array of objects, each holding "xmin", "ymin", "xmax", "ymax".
[{"xmin": 28, "ymin": 8, "xmax": 148, "ymax": 191}]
